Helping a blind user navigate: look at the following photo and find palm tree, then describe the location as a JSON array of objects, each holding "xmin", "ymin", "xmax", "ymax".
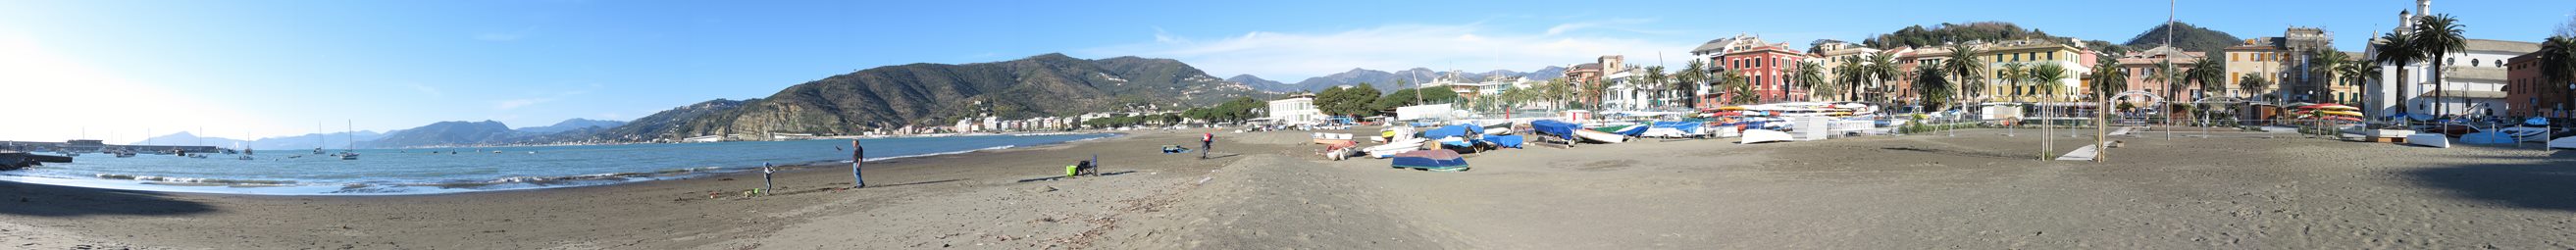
[
  {"xmin": 1865, "ymin": 53, "xmax": 1903, "ymax": 108},
  {"xmin": 2339, "ymin": 58, "xmax": 2381, "ymax": 106},
  {"xmin": 2029, "ymin": 64, "xmax": 2069, "ymax": 103},
  {"xmin": 2310, "ymin": 49, "xmax": 2349, "ymax": 103},
  {"xmin": 1716, "ymin": 71, "xmax": 1755, "ymax": 105},
  {"xmin": 1639, "ymin": 66, "xmax": 1669, "ymax": 108},
  {"xmin": 2183, "ymin": 57, "xmax": 2225, "ymax": 123},
  {"xmin": 2542, "ymin": 36, "xmax": 2576, "ymax": 118},
  {"xmin": 1677, "ymin": 59, "xmax": 1709, "ymax": 109},
  {"xmin": 1914, "ymin": 61, "xmax": 1952, "ymax": 111},
  {"xmin": 2413, "ymin": 14, "xmax": 2468, "ymax": 117},
  {"xmin": 1944, "ymin": 44, "xmax": 1989, "ymax": 111},
  {"xmin": 2240, "ymin": 73, "xmax": 2273, "ymax": 121},
  {"xmin": 1837, "ymin": 56, "xmax": 1868, "ymax": 102},
  {"xmin": 2372, "ymin": 30, "xmax": 2425, "ymax": 118},
  {"xmin": 1791, "ymin": 61, "xmax": 1825, "ymax": 102},
  {"xmin": 2085, "ymin": 58, "xmax": 2129, "ymax": 163},
  {"xmin": 2146, "ymin": 60, "xmax": 2177, "ymax": 108},
  {"xmin": 1997, "ymin": 63, "xmax": 2029, "ymax": 103},
  {"xmin": 2026, "ymin": 63, "xmax": 2068, "ymax": 158},
  {"xmin": 2088, "ymin": 61, "xmax": 2130, "ymax": 102}
]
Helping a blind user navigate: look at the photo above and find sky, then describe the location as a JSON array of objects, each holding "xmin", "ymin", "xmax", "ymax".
[{"xmin": 4, "ymin": 0, "xmax": 2572, "ymax": 143}]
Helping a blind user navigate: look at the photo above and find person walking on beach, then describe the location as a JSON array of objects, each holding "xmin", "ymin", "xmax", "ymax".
[
  {"xmin": 1199, "ymin": 132, "xmax": 1214, "ymax": 159},
  {"xmin": 760, "ymin": 162, "xmax": 775, "ymax": 194},
  {"xmin": 850, "ymin": 139, "xmax": 866, "ymax": 188}
]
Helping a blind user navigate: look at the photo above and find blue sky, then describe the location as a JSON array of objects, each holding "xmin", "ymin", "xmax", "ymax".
[{"xmin": 4, "ymin": 0, "xmax": 2571, "ymax": 142}]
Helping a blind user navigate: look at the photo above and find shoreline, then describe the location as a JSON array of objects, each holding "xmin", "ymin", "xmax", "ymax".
[
  {"xmin": 0, "ymin": 132, "xmax": 1126, "ymax": 196},
  {"xmin": 9, "ymin": 127, "xmax": 2576, "ymax": 249}
]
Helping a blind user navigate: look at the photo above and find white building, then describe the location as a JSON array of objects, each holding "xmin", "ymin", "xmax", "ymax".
[
  {"xmin": 2364, "ymin": 0, "xmax": 2538, "ymax": 118},
  {"xmin": 1266, "ymin": 94, "xmax": 1325, "ymax": 125}
]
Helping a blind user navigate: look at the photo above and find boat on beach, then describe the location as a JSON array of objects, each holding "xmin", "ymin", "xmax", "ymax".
[
  {"xmin": 1572, "ymin": 129, "xmax": 1625, "ymax": 143},
  {"xmin": 1739, "ymin": 129, "xmax": 1793, "ymax": 144}
]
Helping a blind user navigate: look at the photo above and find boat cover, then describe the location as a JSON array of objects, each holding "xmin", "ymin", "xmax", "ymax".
[
  {"xmin": 1484, "ymin": 135, "xmax": 1524, "ymax": 148},
  {"xmin": 1649, "ymin": 122, "xmax": 1703, "ymax": 134},
  {"xmin": 1531, "ymin": 120, "xmax": 1579, "ymax": 141},
  {"xmin": 1389, "ymin": 150, "xmax": 1468, "ymax": 170},
  {"xmin": 1422, "ymin": 125, "xmax": 1481, "ymax": 139}
]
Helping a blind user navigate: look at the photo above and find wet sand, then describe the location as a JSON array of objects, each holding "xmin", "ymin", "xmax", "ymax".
[{"xmin": 6, "ymin": 126, "xmax": 2575, "ymax": 249}]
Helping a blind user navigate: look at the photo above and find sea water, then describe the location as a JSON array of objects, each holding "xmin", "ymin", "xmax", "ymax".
[{"xmin": 0, "ymin": 133, "xmax": 1116, "ymax": 195}]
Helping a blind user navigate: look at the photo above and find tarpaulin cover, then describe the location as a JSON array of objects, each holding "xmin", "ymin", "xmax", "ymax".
[
  {"xmin": 1389, "ymin": 150, "xmax": 1468, "ymax": 170},
  {"xmin": 1531, "ymin": 120, "xmax": 1579, "ymax": 141}
]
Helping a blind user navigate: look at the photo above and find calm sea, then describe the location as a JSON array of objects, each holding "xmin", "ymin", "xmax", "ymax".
[{"xmin": 0, "ymin": 133, "xmax": 1116, "ymax": 195}]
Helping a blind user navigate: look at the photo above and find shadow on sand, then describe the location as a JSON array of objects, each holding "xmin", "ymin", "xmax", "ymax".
[
  {"xmin": 2401, "ymin": 150, "xmax": 2576, "ymax": 212},
  {"xmin": 0, "ymin": 181, "xmax": 215, "ymax": 217}
]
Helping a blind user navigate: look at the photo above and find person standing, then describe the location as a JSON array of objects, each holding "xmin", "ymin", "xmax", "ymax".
[
  {"xmin": 760, "ymin": 162, "xmax": 775, "ymax": 194},
  {"xmin": 1199, "ymin": 132, "xmax": 1214, "ymax": 159},
  {"xmin": 865, "ymin": 139, "xmax": 875, "ymax": 187}
]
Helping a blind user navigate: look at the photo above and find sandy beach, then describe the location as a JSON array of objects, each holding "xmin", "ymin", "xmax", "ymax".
[{"xmin": 6, "ymin": 127, "xmax": 2575, "ymax": 249}]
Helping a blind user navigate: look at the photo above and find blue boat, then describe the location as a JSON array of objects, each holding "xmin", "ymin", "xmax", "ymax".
[
  {"xmin": 1388, "ymin": 150, "xmax": 1468, "ymax": 172},
  {"xmin": 1531, "ymin": 120, "xmax": 1580, "ymax": 141}
]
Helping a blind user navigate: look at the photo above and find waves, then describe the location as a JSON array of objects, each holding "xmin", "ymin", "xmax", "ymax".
[{"xmin": 94, "ymin": 174, "xmax": 297, "ymax": 185}]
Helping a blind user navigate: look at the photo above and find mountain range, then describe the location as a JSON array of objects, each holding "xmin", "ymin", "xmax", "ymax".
[
  {"xmin": 1232, "ymin": 66, "xmax": 1567, "ymax": 93},
  {"xmin": 564, "ymin": 53, "xmax": 1273, "ymax": 142},
  {"xmin": 132, "ymin": 130, "xmax": 388, "ymax": 150}
]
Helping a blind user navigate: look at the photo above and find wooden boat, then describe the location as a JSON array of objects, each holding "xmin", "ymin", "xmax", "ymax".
[{"xmin": 1572, "ymin": 129, "xmax": 1626, "ymax": 143}]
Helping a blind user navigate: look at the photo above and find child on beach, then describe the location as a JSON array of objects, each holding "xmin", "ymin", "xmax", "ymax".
[{"xmin": 1200, "ymin": 132, "xmax": 1214, "ymax": 159}]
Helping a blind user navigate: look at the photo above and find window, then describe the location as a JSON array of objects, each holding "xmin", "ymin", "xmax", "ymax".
[
  {"xmin": 2232, "ymin": 53, "xmax": 2241, "ymax": 62},
  {"xmin": 2047, "ymin": 52, "xmax": 2056, "ymax": 61}
]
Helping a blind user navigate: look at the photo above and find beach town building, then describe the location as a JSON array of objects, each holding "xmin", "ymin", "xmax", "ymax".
[
  {"xmin": 1807, "ymin": 43, "xmax": 1883, "ymax": 102},
  {"xmin": 2366, "ymin": 37, "xmax": 2538, "ymax": 118},
  {"xmin": 1265, "ymin": 93, "xmax": 1325, "ymax": 124},
  {"xmin": 1889, "ymin": 46, "xmax": 1944, "ymax": 105},
  {"xmin": 2505, "ymin": 51, "xmax": 2571, "ymax": 118},
  {"xmin": 2115, "ymin": 45, "xmax": 2204, "ymax": 107},
  {"xmin": 1691, "ymin": 33, "xmax": 1809, "ymax": 106},
  {"xmin": 1983, "ymin": 38, "xmax": 2096, "ymax": 103},
  {"xmin": 2363, "ymin": 0, "xmax": 2534, "ymax": 118},
  {"xmin": 2223, "ymin": 38, "xmax": 2289, "ymax": 103},
  {"xmin": 1563, "ymin": 55, "xmax": 1627, "ymax": 109}
]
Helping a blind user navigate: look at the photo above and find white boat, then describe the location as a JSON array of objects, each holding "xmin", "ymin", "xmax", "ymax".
[
  {"xmin": 1739, "ymin": 129, "xmax": 1793, "ymax": 144},
  {"xmin": 1572, "ymin": 129, "xmax": 1626, "ymax": 143},
  {"xmin": 2497, "ymin": 127, "xmax": 2554, "ymax": 142},
  {"xmin": 339, "ymin": 120, "xmax": 359, "ymax": 161},
  {"xmin": 2405, "ymin": 133, "xmax": 2450, "ymax": 148},
  {"xmin": 2552, "ymin": 136, "xmax": 2576, "ymax": 149},
  {"xmin": 1365, "ymin": 138, "xmax": 1426, "ymax": 159}
]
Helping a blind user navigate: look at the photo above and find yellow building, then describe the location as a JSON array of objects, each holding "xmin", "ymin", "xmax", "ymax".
[
  {"xmin": 2223, "ymin": 38, "xmax": 2287, "ymax": 102},
  {"xmin": 1982, "ymin": 39, "xmax": 2095, "ymax": 103}
]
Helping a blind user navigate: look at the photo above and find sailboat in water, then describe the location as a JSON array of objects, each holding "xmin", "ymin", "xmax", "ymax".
[{"xmin": 339, "ymin": 120, "xmax": 358, "ymax": 161}]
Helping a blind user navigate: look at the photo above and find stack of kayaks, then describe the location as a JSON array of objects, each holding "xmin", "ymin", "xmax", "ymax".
[{"xmin": 2294, "ymin": 104, "xmax": 2363, "ymax": 122}]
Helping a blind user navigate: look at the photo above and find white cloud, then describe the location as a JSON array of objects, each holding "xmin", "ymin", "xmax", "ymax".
[
  {"xmin": 1543, "ymin": 19, "xmax": 1674, "ymax": 36},
  {"xmin": 493, "ymin": 98, "xmax": 553, "ymax": 110},
  {"xmin": 1087, "ymin": 22, "xmax": 1700, "ymax": 80}
]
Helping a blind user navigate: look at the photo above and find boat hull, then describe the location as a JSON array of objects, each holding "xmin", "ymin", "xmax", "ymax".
[
  {"xmin": 2405, "ymin": 134, "xmax": 2450, "ymax": 148},
  {"xmin": 1572, "ymin": 129, "xmax": 1625, "ymax": 143},
  {"xmin": 1739, "ymin": 129, "xmax": 1793, "ymax": 144}
]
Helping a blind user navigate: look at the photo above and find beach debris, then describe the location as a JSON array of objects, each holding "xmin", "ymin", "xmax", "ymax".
[{"xmin": 1034, "ymin": 185, "xmax": 1058, "ymax": 193}]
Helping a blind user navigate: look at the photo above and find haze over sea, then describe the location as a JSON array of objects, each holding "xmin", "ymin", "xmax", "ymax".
[{"xmin": 0, "ymin": 133, "xmax": 1114, "ymax": 195}]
